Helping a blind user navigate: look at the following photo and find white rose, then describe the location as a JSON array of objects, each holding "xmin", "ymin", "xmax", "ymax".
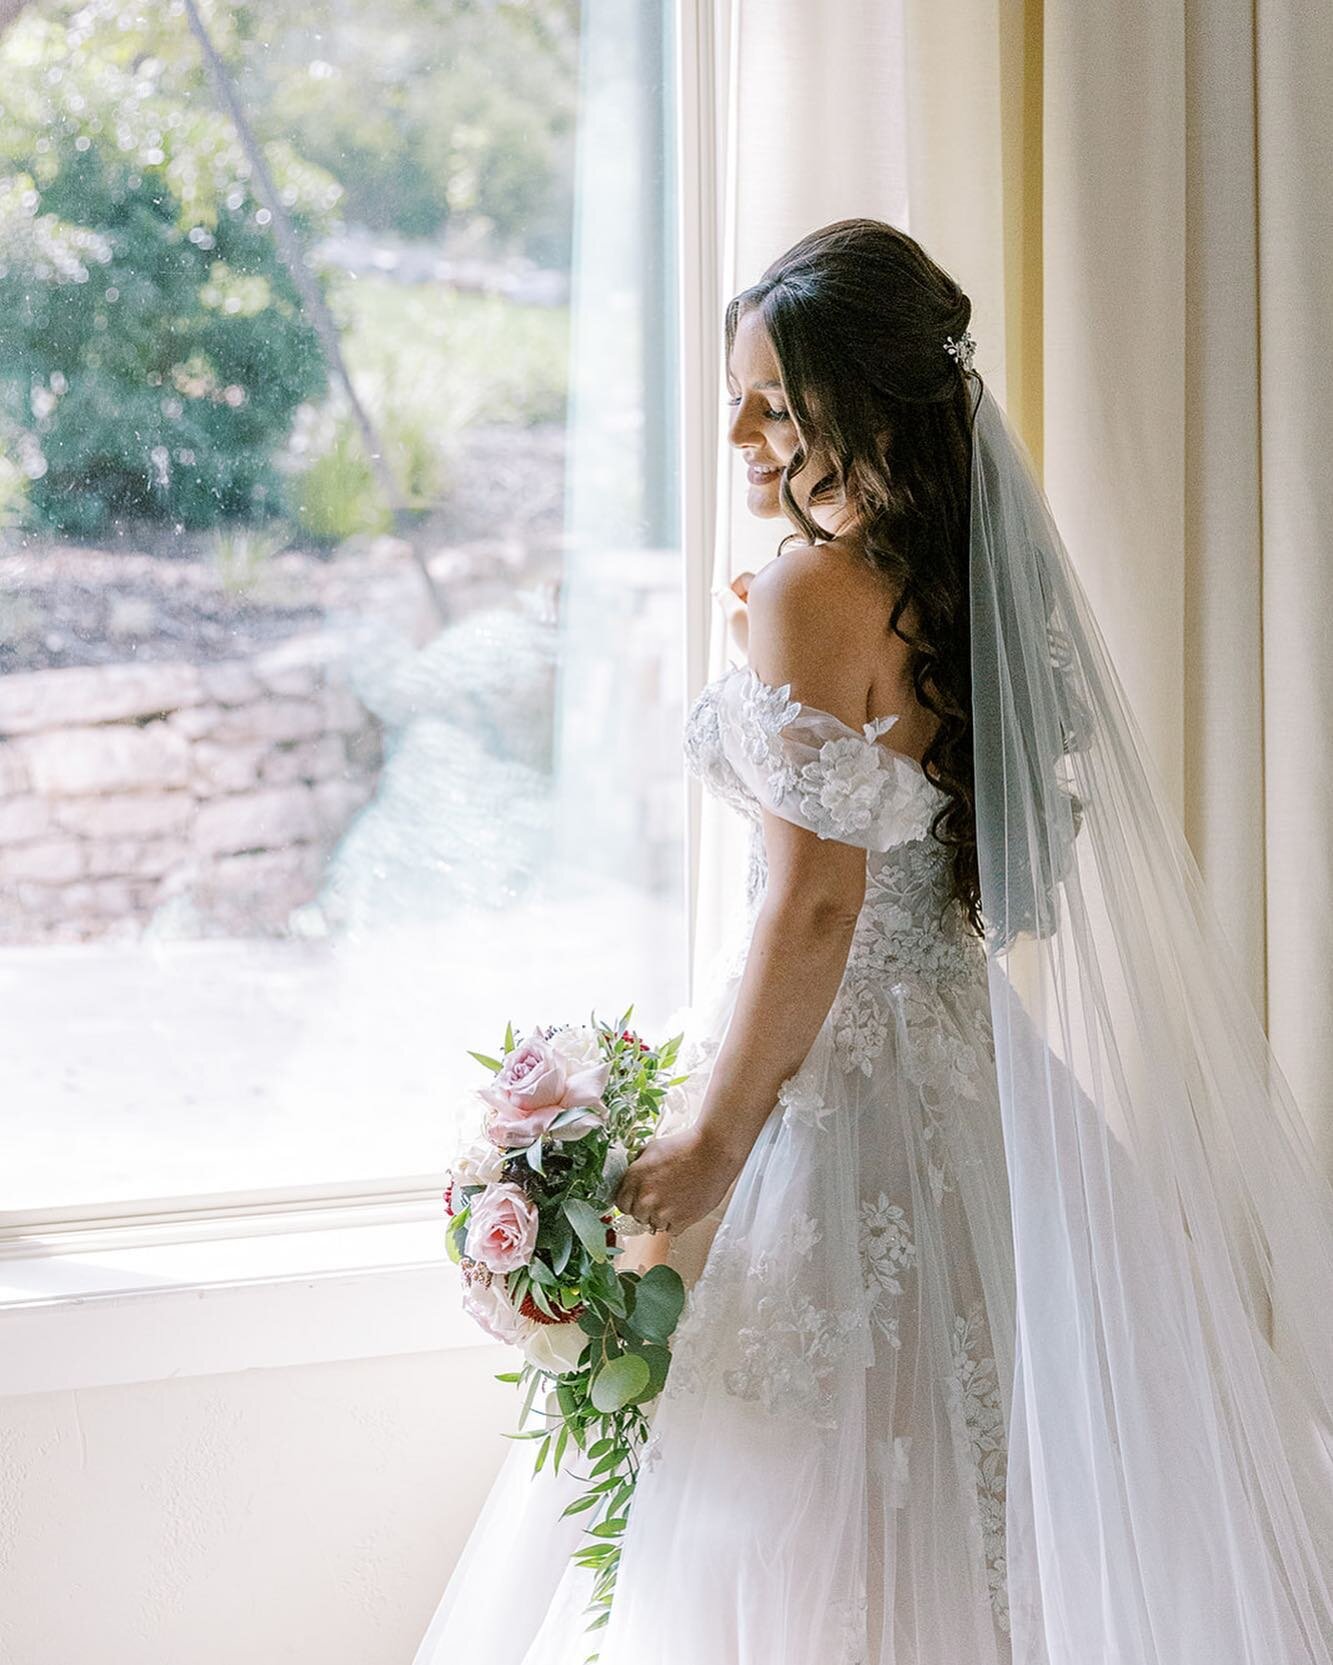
[
  {"xmin": 547, "ymin": 1024, "xmax": 604, "ymax": 1072},
  {"xmin": 450, "ymin": 1134, "xmax": 508, "ymax": 1188},
  {"xmin": 523, "ymin": 1320, "xmax": 591, "ymax": 1376},
  {"xmin": 459, "ymin": 1268, "xmax": 540, "ymax": 1347}
]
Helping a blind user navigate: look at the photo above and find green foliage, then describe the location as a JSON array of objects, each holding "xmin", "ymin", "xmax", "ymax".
[
  {"xmin": 211, "ymin": 519, "xmax": 291, "ymax": 596},
  {"xmin": 459, "ymin": 1009, "xmax": 691, "ymax": 1659},
  {"xmin": 333, "ymin": 274, "xmax": 569, "ymax": 431},
  {"xmin": 244, "ymin": 0, "xmax": 580, "ymax": 262},
  {"xmin": 290, "ymin": 415, "xmax": 390, "ymax": 545},
  {"xmin": 0, "ymin": 452, "xmax": 28, "ymax": 532},
  {"xmin": 0, "ymin": 5, "xmax": 337, "ymax": 535}
]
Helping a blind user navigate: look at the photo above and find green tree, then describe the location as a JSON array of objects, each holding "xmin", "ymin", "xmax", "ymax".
[{"xmin": 0, "ymin": 2, "xmax": 335, "ymax": 533}]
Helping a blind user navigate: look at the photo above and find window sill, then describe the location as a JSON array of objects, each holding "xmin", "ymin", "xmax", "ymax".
[{"xmin": 0, "ymin": 1215, "xmax": 503, "ymax": 1398}]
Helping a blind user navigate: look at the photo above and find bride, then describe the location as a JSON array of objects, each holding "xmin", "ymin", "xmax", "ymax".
[{"xmin": 413, "ymin": 220, "xmax": 1333, "ymax": 1665}]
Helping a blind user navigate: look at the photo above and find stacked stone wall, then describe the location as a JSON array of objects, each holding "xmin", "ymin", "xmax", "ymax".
[{"xmin": 0, "ymin": 635, "xmax": 382, "ymax": 942}]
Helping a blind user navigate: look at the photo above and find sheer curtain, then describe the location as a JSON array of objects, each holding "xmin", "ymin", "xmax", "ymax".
[
  {"xmin": 685, "ymin": 0, "xmax": 1332, "ymax": 1181},
  {"xmin": 684, "ymin": 0, "xmax": 913, "ymax": 986}
]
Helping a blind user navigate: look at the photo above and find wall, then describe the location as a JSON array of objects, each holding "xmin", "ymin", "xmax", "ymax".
[{"xmin": 0, "ymin": 1346, "xmax": 514, "ymax": 1665}]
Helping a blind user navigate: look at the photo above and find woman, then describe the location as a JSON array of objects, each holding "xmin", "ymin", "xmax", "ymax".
[{"xmin": 414, "ymin": 220, "xmax": 1333, "ymax": 1665}]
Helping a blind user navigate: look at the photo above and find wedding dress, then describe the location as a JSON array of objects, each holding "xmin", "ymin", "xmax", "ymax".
[
  {"xmin": 414, "ymin": 667, "xmax": 1020, "ymax": 1665},
  {"xmin": 412, "ymin": 383, "xmax": 1333, "ymax": 1665}
]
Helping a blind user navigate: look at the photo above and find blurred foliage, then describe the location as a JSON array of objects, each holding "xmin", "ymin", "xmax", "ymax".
[
  {"xmin": 0, "ymin": 0, "xmax": 578, "ymax": 540},
  {"xmin": 290, "ymin": 414, "xmax": 390, "ymax": 545},
  {"xmin": 211, "ymin": 518, "xmax": 291, "ymax": 595},
  {"xmin": 334, "ymin": 276, "xmax": 569, "ymax": 430},
  {"xmin": 231, "ymin": 0, "xmax": 580, "ymax": 262},
  {"xmin": 0, "ymin": 2, "xmax": 335, "ymax": 534}
]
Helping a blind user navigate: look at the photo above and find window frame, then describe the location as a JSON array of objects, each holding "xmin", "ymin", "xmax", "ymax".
[{"xmin": 0, "ymin": 0, "xmax": 721, "ymax": 1348}]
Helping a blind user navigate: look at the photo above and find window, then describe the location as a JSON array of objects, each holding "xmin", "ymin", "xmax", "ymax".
[{"xmin": 0, "ymin": 0, "xmax": 687, "ymax": 1225}]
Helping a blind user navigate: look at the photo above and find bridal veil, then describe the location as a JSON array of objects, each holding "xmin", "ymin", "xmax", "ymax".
[{"xmin": 968, "ymin": 379, "xmax": 1333, "ymax": 1663}]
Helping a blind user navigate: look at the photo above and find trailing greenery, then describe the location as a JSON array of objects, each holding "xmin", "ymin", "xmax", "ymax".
[{"xmin": 448, "ymin": 1009, "xmax": 688, "ymax": 1660}]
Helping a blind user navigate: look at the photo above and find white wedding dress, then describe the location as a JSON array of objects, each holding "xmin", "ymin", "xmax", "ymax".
[{"xmin": 412, "ymin": 658, "xmax": 1018, "ymax": 1665}]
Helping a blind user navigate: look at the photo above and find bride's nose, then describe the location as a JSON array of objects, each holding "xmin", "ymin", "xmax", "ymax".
[{"xmin": 727, "ymin": 401, "xmax": 760, "ymax": 451}]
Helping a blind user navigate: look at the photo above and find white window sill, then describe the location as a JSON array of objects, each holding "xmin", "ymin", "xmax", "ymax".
[{"xmin": 0, "ymin": 1215, "xmax": 506, "ymax": 1398}]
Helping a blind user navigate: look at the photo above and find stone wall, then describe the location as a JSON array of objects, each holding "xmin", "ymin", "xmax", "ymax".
[{"xmin": 0, "ymin": 634, "xmax": 382, "ymax": 943}]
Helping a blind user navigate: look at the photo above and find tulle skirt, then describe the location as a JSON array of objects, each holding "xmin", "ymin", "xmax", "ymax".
[{"xmin": 412, "ymin": 921, "xmax": 1018, "ymax": 1665}]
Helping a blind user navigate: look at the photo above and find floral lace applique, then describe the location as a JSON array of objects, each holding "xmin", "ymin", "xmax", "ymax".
[
  {"xmin": 667, "ymin": 1216, "xmax": 865, "ymax": 1432},
  {"xmin": 826, "ymin": 838, "xmax": 988, "ymax": 1078},
  {"xmin": 858, "ymin": 1193, "xmax": 918, "ymax": 1348},
  {"xmin": 777, "ymin": 1072, "xmax": 836, "ymax": 1131},
  {"xmin": 795, "ymin": 735, "xmax": 889, "ymax": 840},
  {"xmin": 734, "ymin": 670, "xmax": 804, "ymax": 802},
  {"xmin": 854, "ymin": 840, "xmax": 987, "ymax": 986},
  {"xmin": 830, "ymin": 970, "xmax": 891, "ymax": 1077},
  {"xmin": 945, "ymin": 1300, "xmax": 1011, "ymax": 1636},
  {"xmin": 639, "ymin": 1426, "xmax": 665, "ymax": 1474},
  {"xmin": 872, "ymin": 1432, "xmax": 913, "ymax": 1508},
  {"xmin": 681, "ymin": 685, "xmax": 759, "ymax": 824},
  {"xmin": 683, "ymin": 664, "xmax": 948, "ymax": 851}
]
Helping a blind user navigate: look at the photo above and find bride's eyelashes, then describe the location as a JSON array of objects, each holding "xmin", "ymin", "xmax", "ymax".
[{"xmin": 725, "ymin": 394, "xmax": 791, "ymax": 422}]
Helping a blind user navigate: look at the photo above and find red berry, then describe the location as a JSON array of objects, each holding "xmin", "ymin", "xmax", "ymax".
[
  {"xmin": 443, "ymin": 1184, "xmax": 455, "ymax": 1217},
  {"xmin": 517, "ymin": 1289, "xmax": 586, "ymax": 1326}
]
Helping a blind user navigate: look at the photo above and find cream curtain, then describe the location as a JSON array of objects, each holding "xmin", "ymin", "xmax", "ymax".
[{"xmin": 684, "ymin": 0, "xmax": 1332, "ymax": 1170}]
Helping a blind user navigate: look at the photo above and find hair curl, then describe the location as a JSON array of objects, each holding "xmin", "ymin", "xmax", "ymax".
[{"xmin": 725, "ymin": 218, "xmax": 984, "ymax": 936}]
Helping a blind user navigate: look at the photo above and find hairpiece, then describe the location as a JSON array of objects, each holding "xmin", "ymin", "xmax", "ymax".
[{"xmin": 943, "ymin": 329, "xmax": 977, "ymax": 374}]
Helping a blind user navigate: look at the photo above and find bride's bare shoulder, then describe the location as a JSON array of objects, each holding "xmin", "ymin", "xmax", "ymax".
[
  {"xmin": 749, "ymin": 537, "xmax": 897, "ymax": 637},
  {"xmin": 746, "ymin": 539, "xmax": 898, "ymax": 720}
]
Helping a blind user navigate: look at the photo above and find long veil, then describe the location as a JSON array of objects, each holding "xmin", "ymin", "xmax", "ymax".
[{"xmin": 968, "ymin": 381, "xmax": 1333, "ymax": 1663}]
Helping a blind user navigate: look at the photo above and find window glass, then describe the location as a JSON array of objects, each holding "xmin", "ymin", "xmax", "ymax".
[{"xmin": 0, "ymin": 0, "xmax": 685, "ymax": 1213}]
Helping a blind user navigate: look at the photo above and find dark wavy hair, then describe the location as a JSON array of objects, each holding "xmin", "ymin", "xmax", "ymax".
[{"xmin": 725, "ymin": 218, "xmax": 984, "ymax": 936}]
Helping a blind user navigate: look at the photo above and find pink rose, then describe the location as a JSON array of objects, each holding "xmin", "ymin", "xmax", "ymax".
[
  {"xmin": 469, "ymin": 1181, "xmax": 539, "ymax": 1274},
  {"xmin": 459, "ymin": 1263, "xmax": 539, "ymax": 1346},
  {"xmin": 480, "ymin": 1031, "xmax": 611, "ymax": 1149}
]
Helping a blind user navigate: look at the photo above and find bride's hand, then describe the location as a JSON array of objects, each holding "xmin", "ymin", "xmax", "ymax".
[
  {"xmin": 613, "ymin": 1127, "xmax": 739, "ymax": 1238},
  {"xmin": 712, "ymin": 571, "xmax": 754, "ymax": 660}
]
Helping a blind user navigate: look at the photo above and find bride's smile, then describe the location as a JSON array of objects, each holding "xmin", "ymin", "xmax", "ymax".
[{"xmin": 725, "ymin": 303, "xmax": 858, "ymax": 538}]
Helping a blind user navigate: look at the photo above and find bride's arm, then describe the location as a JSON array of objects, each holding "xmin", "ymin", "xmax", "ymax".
[{"xmin": 615, "ymin": 551, "xmax": 876, "ymax": 1230}]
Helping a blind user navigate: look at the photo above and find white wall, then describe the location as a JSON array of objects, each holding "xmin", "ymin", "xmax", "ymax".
[{"xmin": 0, "ymin": 1346, "xmax": 513, "ymax": 1665}]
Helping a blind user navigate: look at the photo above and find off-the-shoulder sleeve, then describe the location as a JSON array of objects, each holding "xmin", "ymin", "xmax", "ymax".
[{"xmin": 712, "ymin": 666, "xmax": 946, "ymax": 852}]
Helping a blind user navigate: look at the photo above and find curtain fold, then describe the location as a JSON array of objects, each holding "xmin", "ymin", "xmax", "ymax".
[{"xmin": 1042, "ymin": 0, "xmax": 1333, "ymax": 1171}]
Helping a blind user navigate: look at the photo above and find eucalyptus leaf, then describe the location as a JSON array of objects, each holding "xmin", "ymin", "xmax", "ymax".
[
  {"xmin": 467, "ymin": 1049, "xmax": 504, "ymax": 1072},
  {"xmin": 626, "ymin": 1263, "xmax": 685, "ymax": 1343},
  {"xmin": 624, "ymin": 1338, "xmax": 671, "ymax": 1400},
  {"xmin": 590, "ymin": 1352, "xmax": 650, "ymax": 1412},
  {"xmin": 562, "ymin": 1197, "xmax": 609, "ymax": 1263},
  {"xmin": 549, "ymin": 1214, "xmax": 574, "ymax": 1275},
  {"xmin": 526, "ymin": 1278, "xmax": 557, "ymax": 1318}
]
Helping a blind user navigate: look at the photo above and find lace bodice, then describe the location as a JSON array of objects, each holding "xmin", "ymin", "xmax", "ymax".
[{"xmin": 683, "ymin": 664, "xmax": 985, "ymax": 995}]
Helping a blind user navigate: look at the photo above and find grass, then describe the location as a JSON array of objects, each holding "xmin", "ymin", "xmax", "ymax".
[
  {"xmin": 331, "ymin": 274, "xmax": 570, "ymax": 433},
  {"xmin": 284, "ymin": 274, "xmax": 570, "ymax": 540}
]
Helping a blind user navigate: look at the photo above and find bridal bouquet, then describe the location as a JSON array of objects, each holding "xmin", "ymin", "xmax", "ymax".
[{"xmin": 444, "ymin": 1006, "xmax": 689, "ymax": 1649}]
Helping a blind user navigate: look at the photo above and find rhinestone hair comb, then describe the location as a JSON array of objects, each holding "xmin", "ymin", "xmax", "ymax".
[{"xmin": 943, "ymin": 329, "xmax": 977, "ymax": 373}]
